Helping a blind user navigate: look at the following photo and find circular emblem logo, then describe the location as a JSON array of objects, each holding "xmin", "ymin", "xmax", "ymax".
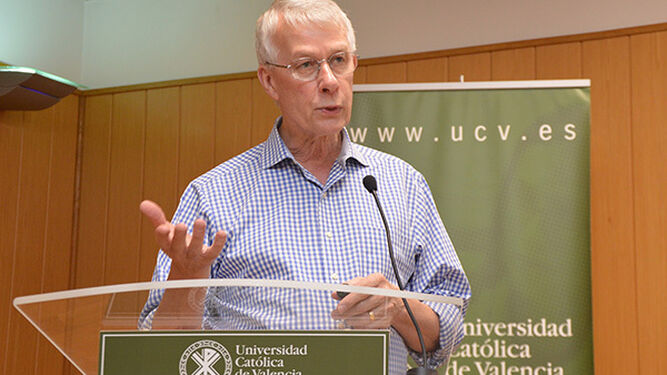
[{"xmin": 179, "ymin": 339, "xmax": 232, "ymax": 375}]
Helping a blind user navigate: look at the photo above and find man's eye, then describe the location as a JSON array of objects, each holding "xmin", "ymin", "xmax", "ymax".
[
  {"xmin": 295, "ymin": 60, "xmax": 316, "ymax": 70},
  {"xmin": 332, "ymin": 55, "xmax": 346, "ymax": 64}
]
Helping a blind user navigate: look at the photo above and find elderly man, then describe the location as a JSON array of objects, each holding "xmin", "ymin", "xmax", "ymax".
[{"xmin": 139, "ymin": 0, "xmax": 470, "ymax": 373}]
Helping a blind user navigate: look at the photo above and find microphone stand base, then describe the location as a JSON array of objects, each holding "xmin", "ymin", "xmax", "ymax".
[{"xmin": 407, "ymin": 367, "xmax": 438, "ymax": 375}]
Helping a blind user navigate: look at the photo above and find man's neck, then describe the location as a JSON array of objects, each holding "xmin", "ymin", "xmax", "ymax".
[{"xmin": 279, "ymin": 126, "xmax": 343, "ymax": 185}]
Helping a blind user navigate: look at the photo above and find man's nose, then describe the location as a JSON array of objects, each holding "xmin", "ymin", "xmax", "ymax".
[{"xmin": 318, "ymin": 61, "xmax": 339, "ymax": 92}]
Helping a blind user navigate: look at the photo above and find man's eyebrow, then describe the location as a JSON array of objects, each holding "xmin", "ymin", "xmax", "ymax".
[
  {"xmin": 290, "ymin": 48, "xmax": 347, "ymax": 60},
  {"xmin": 291, "ymin": 55, "xmax": 316, "ymax": 61}
]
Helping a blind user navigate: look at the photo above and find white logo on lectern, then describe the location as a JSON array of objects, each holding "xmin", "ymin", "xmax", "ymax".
[{"xmin": 179, "ymin": 340, "xmax": 232, "ymax": 375}]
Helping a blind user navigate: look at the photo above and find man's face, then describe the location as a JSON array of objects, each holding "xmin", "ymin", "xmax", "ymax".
[{"xmin": 258, "ymin": 21, "xmax": 355, "ymax": 141}]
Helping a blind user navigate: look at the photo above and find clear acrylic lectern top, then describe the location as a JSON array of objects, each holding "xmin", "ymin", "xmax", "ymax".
[{"xmin": 14, "ymin": 279, "xmax": 463, "ymax": 375}]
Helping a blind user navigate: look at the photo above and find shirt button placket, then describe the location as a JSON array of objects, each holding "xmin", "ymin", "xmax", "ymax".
[
  {"xmin": 319, "ymin": 188, "xmax": 335, "ymax": 283},
  {"xmin": 322, "ymin": 190, "xmax": 333, "ymax": 239}
]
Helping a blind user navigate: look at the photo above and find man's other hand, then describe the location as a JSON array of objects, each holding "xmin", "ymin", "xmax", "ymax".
[{"xmin": 330, "ymin": 273, "xmax": 402, "ymax": 329}]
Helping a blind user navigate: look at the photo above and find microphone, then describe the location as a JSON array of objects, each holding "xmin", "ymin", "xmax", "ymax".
[
  {"xmin": 362, "ymin": 174, "xmax": 377, "ymax": 192},
  {"xmin": 363, "ymin": 175, "xmax": 436, "ymax": 375}
]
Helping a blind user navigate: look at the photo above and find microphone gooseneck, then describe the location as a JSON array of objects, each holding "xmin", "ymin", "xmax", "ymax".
[{"xmin": 362, "ymin": 175, "xmax": 436, "ymax": 375}]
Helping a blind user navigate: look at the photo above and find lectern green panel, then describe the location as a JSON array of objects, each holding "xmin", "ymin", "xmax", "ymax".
[{"xmin": 100, "ymin": 330, "xmax": 389, "ymax": 375}]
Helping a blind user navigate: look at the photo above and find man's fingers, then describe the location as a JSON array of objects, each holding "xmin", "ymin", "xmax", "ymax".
[
  {"xmin": 142, "ymin": 201, "xmax": 228, "ymax": 279},
  {"xmin": 142, "ymin": 200, "xmax": 177, "ymax": 255},
  {"xmin": 154, "ymin": 223, "xmax": 173, "ymax": 251},
  {"xmin": 332, "ymin": 273, "xmax": 399, "ymax": 322},
  {"xmin": 187, "ymin": 219, "xmax": 207, "ymax": 257},
  {"xmin": 171, "ymin": 223, "xmax": 188, "ymax": 257},
  {"xmin": 151, "ymin": 214, "xmax": 226, "ymax": 279},
  {"xmin": 347, "ymin": 273, "xmax": 384, "ymax": 287},
  {"xmin": 335, "ymin": 294, "xmax": 386, "ymax": 318},
  {"xmin": 140, "ymin": 200, "xmax": 168, "ymax": 228},
  {"xmin": 203, "ymin": 231, "xmax": 227, "ymax": 262},
  {"xmin": 334, "ymin": 273, "xmax": 384, "ymax": 309}
]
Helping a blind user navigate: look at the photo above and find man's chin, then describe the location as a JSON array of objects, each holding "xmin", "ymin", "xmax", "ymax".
[{"xmin": 315, "ymin": 119, "xmax": 348, "ymax": 135}]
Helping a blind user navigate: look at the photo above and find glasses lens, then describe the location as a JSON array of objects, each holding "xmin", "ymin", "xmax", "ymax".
[
  {"xmin": 328, "ymin": 52, "xmax": 353, "ymax": 74},
  {"xmin": 289, "ymin": 52, "xmax": 356, "ymax": 81},
  {"xmin": 292, "ymin": 59, "xmax": 319, "ymax": 80}
]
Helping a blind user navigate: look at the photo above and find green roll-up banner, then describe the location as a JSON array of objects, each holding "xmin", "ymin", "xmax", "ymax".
[{"xmin": 350, "ymin": 81, "xmax": 592, "ymax": 375}]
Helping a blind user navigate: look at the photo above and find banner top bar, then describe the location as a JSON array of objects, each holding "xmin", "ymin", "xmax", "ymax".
[{"xmin": 354, "ymin": 79, "xmax": 590, "ymax": 92}]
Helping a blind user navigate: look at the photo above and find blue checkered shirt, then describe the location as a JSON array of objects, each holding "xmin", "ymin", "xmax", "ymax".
[{"xmin": 140, "ymin": 118, "xmax": 471, "ymax": 373}]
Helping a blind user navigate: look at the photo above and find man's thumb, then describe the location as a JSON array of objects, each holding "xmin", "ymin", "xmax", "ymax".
[{"xmin": 139, "ymin": 200, "xmax": 168, "ymax": 228}]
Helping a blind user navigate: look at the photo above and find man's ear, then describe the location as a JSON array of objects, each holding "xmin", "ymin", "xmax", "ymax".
[{"xmin": 257, "ymin": 65, "xmax": 280, "ymax": 101}]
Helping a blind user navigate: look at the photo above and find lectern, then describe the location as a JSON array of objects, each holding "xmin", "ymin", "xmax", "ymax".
[{"xmin": 14, "ymin": 279, "xmax": 463, "ymax": 375}]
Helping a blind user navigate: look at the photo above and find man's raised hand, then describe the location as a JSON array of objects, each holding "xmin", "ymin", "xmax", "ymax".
[{"xmin": 139, "ymin": 200, "xmax": 226, "ymax": 279}]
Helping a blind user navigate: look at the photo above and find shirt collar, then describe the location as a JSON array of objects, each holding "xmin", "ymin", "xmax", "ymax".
[
  {"xmin": 260, "ymin": 116, "xmax": 369, "ymax": 169},
  {"xmin": 260, "ymin": 117, "xmax": 293, "ymax": 169},
  {"xmin": 338, "ymin": 126, "xmax": 369, "ymax": 167}
]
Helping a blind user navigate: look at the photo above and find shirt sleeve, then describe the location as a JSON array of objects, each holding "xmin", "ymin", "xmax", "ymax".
[
  {"xmin": 405, "ymin": 173, "xmax": 472, "ymax": 368},
  {"xmin": 137, "ymin": 183, "xmax": 212, "ymax": 329}
]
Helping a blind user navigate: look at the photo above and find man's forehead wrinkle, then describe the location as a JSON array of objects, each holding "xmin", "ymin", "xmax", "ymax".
[
  {"xmin": 278, "ymin": 10, "xmax": 343, "ymax": 35},
  {"xmin": 290, "ymin": 43, "xmax": 349, "ymax": 59},
  {"xmin": 275, "ymin": 23, "xmax": 349, "ymax": 61}
]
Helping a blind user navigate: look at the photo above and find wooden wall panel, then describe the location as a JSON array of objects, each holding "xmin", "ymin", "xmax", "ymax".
[
  {"xmin": 491, "ymin": 47, "xmax": 536, "ymax": 80},
  {"xmin": 448, "ymin": 52, "xmax": 491, "ymax": 81},
  {"xmin": 35, "ymin": 96, "xmax": 78, "ymax": 375},
  {"xmin": 583, "ymin": 37, "xmax": 639, "ymax": 375},
  {"xmin": 105, "ymin": 91, "xmax": 146, "ymax": 285},
  {"xmin": 0, "ymin": 103, "xmax": 78, "ymax": 374},
  {"xmin": 76, "ymin": 95, "xmax": 112, "ymax": 288},
  {"xmin": 179, "ymin": 84, "xmax": 216, "ymax": 194},
  {"xmin": 40, "ymin": 96, "xmax": 78, "ymax": 293},
  {"xmin": 536, "ymin": 42, "xmax": 583, "ymax": 79},
  {"xmin": 407, "ymin": 58, "xmax": 447, "ymax": 82},
  {"xmin": 0, "ymin": 110, "xmax": 23, "ymax": 372},
  {"xmin": 365, "ymin": 62, "xmax": 407, "ymax": 83},
  {"xmin": 215, "ymin": 79, "xmax": 253, "ymax": 164},
  {"xmin": 5, "ymin": 107, "xmax": 54, "ymax": 375},
  {"xmin": 630, "ymin": 31, "xmax": 667, "ymax": 375},
  {"xmin": 0, "ymin": 98, "xmax": 78, "ymax": 375},
  {"xmin": 140, "ymin": 87, "xmax": 181, "ymax": 281},
  {"xmin": 353, "ymin": 65, "xmax": 367, "ymax": 84},
  {"xmin": 251, "ymin": 78, "xmax": 279, "ymax": 146}
]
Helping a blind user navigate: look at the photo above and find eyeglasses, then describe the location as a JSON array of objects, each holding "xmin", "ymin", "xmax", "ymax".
[{"xmin": 265, "ymin": 51, "xmax": 357, "ymax": 81}]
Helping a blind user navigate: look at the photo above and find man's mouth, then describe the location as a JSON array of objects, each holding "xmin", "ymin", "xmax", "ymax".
[{"xmin": 318, "ymin": 105, "xmax": 342, "ymax": 113}]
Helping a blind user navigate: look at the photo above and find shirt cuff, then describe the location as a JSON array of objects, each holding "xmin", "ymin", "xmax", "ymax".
[{"xmin": 407, "ymin": 300, "xmax": 466, "ymax": 368}]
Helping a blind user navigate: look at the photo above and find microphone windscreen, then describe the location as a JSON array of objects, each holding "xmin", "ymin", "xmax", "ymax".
[{"xmin": 363, "ymin": 175, "xmax": 377, "ymax": 193}]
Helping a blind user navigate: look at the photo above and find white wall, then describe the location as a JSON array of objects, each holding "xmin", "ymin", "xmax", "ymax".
[
  {"xmin": 80, "ymin": 0, "xmax": 667, "ymax": 89},
  {"xmin": 81, "ymin": 0, "xmax": 272, "ymax": 89},
  {"xmin": 0, "ymin": 0, "xmax": 84, "ymax": 84},
  {"xmin": 3, "ymin": 0, "xmax": 665, "ymax": 89},
  {"xmin": 337, "ymin": 0, "xmax": 667, "ymax": 59}
]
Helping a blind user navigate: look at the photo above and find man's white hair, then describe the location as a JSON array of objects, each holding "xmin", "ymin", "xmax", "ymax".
[{"xmin": 255, "ymin": 0, "xmax": 356, "ymax": 64}]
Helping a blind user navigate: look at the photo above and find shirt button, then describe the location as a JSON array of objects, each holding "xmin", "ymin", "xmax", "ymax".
[
  {"xmin": 326, "ymin": 231, "xmax": 333, "ymax": 239},
  {"xmin": 322, "ymin": 191, "xmax": 328, "ymax": 199},
  {"xmin": 331, "ymin": 272, "xmax": 339, "ymax": 281}
]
